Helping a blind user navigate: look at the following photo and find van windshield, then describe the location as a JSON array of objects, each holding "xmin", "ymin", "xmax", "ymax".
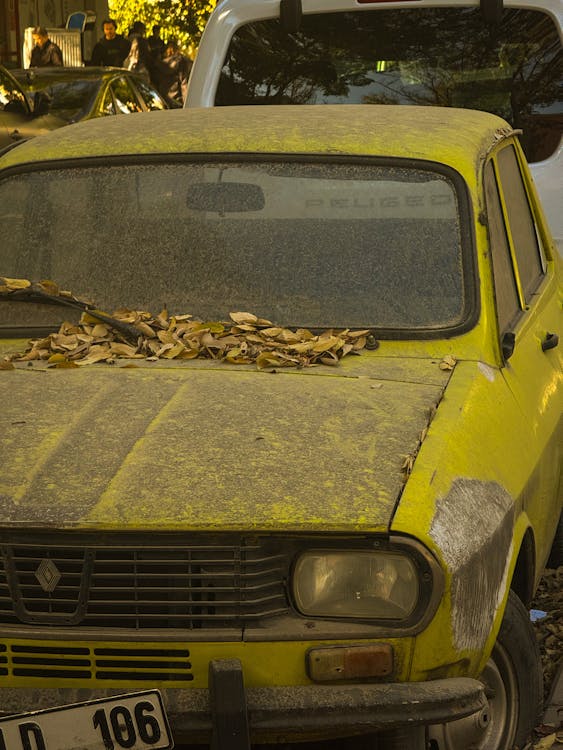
[{"xmin": 217, "ymin": 8, "xmax": 562, "ymax": 163}]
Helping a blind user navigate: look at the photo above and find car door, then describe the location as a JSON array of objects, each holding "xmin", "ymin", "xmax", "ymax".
[{"xmin": 484, "ymin": 141, "xmax": 562, "ymax": 570}]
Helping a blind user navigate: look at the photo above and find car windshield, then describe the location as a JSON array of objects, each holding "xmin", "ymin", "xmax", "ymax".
[
  {"xmin": 0, "ymin": 158, "xmax": 472, "ymax": 333},
  {"xmin": 217, "ymin": 7, "xmax": 562, "ymax": 163},
  {"xmin": 34, "ymin": 79, "xmax": 99, "ymax": 121}
]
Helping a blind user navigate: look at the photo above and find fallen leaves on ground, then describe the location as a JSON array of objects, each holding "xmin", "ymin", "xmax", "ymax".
[
  {"xmin": 530, "ymin": 735, "xmax": 559, "ymax": 750},
  {"xmin": 527, "ymin": 566, "xmax": 563, "ymax": 749},
  {"xmin": 532, "ymin": 566, "xmax": 563, "ymax": 702}
]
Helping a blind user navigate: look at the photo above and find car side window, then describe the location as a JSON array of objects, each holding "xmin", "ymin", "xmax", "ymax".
[
  {"xmin": 101, "ymin": 87, "xmax": 116, "ymax": 116},
  {"xmin": 484, "ymin": 161, "xmax": 520, "ymax": 333},
  {"xmin": 135, "ymin": 79, "xmax": 167, "ymax": 111},
  {"xmin": 111, "ymin": 78, "xmax": 144, "ymax": 114},
  {"xmin": 495, "ymin": 145, "xmax": 546, "ymax": 302}
]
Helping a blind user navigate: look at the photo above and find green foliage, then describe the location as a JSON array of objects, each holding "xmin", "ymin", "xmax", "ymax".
[{"xmin": 108, "ymin": 0, "xmax": 217, "ymax": 56}]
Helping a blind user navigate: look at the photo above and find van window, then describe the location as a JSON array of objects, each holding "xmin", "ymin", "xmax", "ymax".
[{"xmin": 217, "ymin": 8, "xmax": 562, "ymax": 163}]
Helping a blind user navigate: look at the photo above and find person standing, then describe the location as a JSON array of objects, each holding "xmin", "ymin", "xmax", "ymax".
[
  {"xmin": 124, "ymin": 21, "xmax": 156, "ymax": 84},
  {"xmin": 30, "ymin": 27, "xmax": 63, "ymax": 67},
  {"xmin": 147, "ymin": 25, "xmax": 166, "ymax": 60},
  {"xmin": 90, "ymin": 19, "xmax": 131, "ymax": 68},
  {"xmin": 159, "ymin": 40, "xmax": 192, "ymax": 106}
]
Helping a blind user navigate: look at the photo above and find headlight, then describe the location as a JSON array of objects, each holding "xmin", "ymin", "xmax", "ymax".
[{"xmin": 293, "ymin": 550, "xmax": 419, "ymax": 619}]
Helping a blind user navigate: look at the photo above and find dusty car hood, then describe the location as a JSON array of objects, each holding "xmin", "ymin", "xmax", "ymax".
[{"xmin": 0, "ymin": 358, "xmax": 450, "ymax": 531}]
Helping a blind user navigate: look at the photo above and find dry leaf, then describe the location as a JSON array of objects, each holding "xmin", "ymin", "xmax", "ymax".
[
  {"xmin": 347, "ymin": 329, "xmax": 371, "ymax": 338},
  {"xmin": 156, "ymin": 330, "xmax": 176, "ymax": 345},
  {"xmin": 533, "ymin": 734, "xmax": 556, "ymax": 749},
  {"xmin": 47, "ymin": 353, "xmax": 68, "ymax": 364},
  {"xmin": 289, "ymin": 341, "xmax": 316, "ymax": 354},
  {"xmin": 161, "ymin": 342, "xmax": 187, "ymax": 359},
  {"xmin": 439, "ymin": 355, "xmax": 457, "ymax": 370},
  {"xmin": 53, "ymin": 360, "xmax": 79, "ymax": 368},
  {"xmin": 38, "ymin": 279, "xmax": 59, "ymax": 295},
  {"xmin": 0, "ymin": 277, "xmax": 31, "ymax": 290},
  {"xmin": 135, "ymin": 322, "xmax": 157, "ymax": 338},
  {"xmin": 320, "ymin": 352, "xmax": 340, "ymax": 366},
  {"xmin": 402, "ymin": 454, "xmax": 415, "ymax": 475},
  {"xmin": 91, "ymin": 324, "xmax": 110, "ymax": 338},
  {"xmin": 230, "ymin": 311, "xmax": 258, "ymax": 325},
  {"xmin": 110, "ymin": 343, "xmax": 139, "ymax": 358},
  {"xmin": 76, "ymin": 345, "xmax": 112, "ymax": 366}
]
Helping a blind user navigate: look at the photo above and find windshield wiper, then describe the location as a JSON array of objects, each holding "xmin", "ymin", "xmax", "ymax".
[{"xmin": 0, "ymin": 282, "xmax": 140, "ymax": 343}]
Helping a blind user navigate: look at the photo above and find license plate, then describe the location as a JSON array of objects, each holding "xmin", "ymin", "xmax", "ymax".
[{"xmin": 0, "ymin": 690, "xmax": 174, "ymax": 750}]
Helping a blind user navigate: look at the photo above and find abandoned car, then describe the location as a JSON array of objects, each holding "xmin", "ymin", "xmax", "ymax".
[{"xmin": 0, "ymin": 105, "xmax": 561, "ymax": 750}]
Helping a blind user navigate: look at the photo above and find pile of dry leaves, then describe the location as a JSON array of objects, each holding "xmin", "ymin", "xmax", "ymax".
[{"xmin": 1, "ymin": 278, "xmax": 372, "ymax": 369}]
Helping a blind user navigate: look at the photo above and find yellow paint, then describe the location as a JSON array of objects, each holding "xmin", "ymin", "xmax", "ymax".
[
  {"xmin": 0, "ymin": 108, "xmax": 561, "ymax": 719},
  {"xmin": 0, "ymin": 105, "xmax": 506, "ymax": 191},
  {"xmin": 0, "ymin": 362, "xmax": 448, "ymax": 531},
  {"xmin": 0, "ymin": 637, "xmax": 413, "ymax": 689}
]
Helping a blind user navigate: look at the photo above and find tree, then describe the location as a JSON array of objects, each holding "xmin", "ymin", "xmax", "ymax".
[{"xmin": 108, "ymin": 0, "xmax": 217, "ymax": 56}]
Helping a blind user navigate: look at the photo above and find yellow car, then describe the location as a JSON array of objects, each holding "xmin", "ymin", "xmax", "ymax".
[{"xmin": 0, "ymin": 105, "xmax": 561, "ymax": 750}]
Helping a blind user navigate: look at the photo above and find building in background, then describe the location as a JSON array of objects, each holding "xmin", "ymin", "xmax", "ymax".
[{"xmin": 0, "ymin": 0, "xmax": 109, "ymax": 67}]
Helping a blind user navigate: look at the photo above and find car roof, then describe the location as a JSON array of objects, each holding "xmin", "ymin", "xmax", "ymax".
[
  {"xmin": 0, "ymin": 104, "xmax": 512, "ymax": 177},
  {"xmin": 11, "ymin": 66, "xmax": 131, "ymax": 86}
]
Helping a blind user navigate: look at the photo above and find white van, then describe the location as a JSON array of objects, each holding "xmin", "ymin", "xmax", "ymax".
[{"xmin": 185, "ymin": 0, "xmax": 562, "ymax": 252}]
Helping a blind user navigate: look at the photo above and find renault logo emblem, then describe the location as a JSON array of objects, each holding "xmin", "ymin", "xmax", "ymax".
[{"xmin": 35, "ymin": 559, "xmax": 61, "ymax": 592}]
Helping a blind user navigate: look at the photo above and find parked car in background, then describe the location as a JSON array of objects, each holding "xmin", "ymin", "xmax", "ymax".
[
  {"xmin": 185, "ymin": 0, "xmax": 563, "ymax": 254},
  {"xmin": 0, "ymin": 64, "xmax": 168, "ymax": 149},
  {"xmin": 0, "ymin": 105, "xmax": 561, "ymax": 750}
]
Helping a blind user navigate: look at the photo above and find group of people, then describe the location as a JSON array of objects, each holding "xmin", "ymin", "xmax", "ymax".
[
  {"xmin": 91, "ymin": 20, "xmax": 192, "ymax": 106},
  {"xmin": 29, "ymin": 20, "xmax": 191, "ymax": 106}
]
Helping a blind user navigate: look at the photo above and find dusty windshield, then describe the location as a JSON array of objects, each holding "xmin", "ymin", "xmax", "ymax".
[
  {"xmin": 217, "ymin": 8, "xmax": 562, "ymax": 163},
  {"xmin": 0, "ymin": 158, "xmax": 471, "ymax": 333}
]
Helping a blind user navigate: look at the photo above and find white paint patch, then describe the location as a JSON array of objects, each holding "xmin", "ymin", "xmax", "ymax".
[
  {"xmin": 430, "ymin": 479, "xmax": 514, "ymax": 652},
  {"xmin": 478, "ymin": 361, "xmax": 496, "ymax": 382}
]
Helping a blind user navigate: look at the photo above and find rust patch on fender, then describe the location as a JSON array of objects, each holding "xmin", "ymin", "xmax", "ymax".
[{"xmin": 430, "ymin": 479, "xmax": 514, "ymax": 652}]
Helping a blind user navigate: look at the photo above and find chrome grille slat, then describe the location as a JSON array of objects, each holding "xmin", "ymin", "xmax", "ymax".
[{"xmin": 0, "ymin": 536, "xmax": 290, "ymax": 629}]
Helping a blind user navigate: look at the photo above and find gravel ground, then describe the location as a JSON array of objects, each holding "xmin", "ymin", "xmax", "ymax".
[{"xmin": 527, "ymin": 566, "xmax": 563, "ymax": 750}]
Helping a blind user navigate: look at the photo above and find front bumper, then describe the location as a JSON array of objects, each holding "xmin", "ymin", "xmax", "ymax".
[{"xmin": 1, "ymin": 660, "xmax": 486, "ymax": 745}]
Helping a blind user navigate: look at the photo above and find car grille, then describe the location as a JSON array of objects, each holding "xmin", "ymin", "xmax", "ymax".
[{"xmin": 0, "ymin": 534, "xmax": 290, "ymax": 629}]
